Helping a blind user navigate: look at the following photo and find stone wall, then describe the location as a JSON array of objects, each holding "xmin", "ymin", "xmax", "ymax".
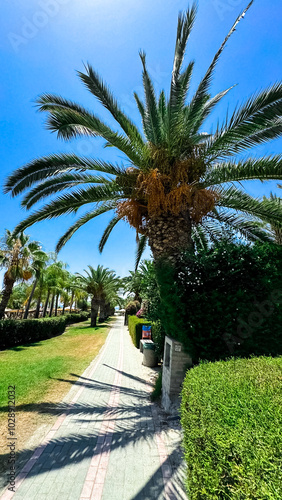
[{"xmin": 162, "ymin": 336, "xmax": 192, "ymax": 413}]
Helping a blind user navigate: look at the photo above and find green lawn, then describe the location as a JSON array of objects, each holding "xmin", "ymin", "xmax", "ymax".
[
  {"xmin": 0, "ymin": 319, "xmax": 112, "ymax": 486},
  {"xmin": 0, "ymin": 319, "xmax": 111, "ymax": 415}
]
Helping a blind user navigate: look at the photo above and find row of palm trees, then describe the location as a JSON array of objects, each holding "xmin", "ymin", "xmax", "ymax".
[{"xmin": 0, "ymin": 230, "xmax": 121, "ymax": 324}]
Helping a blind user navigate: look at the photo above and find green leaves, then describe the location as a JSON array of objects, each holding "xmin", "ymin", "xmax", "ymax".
[
  {"xmin": 98, "ymin": 215, "xmax": 121, "ymax": 253},
  {"xmin": 139, "ymin": 51, "xmax": 163, "ymax": 145},
  {"xmin": 203, "ymin": 155, "xmax": 282, "ymax": 187},
  {"xmin": 78, "ymin": 64, "xmax": 145, "ymax": 151},
  {"xmin": 168, "ymin": 3, "xmax": 197, "ymax": 140},
  {"xmin": 218, "ymin": 185, "xmax": 282, "ymax": 226},
  {"xmin": 75, "ymin": 264, "xmax": 120, "ymax": 301},
  {"xmin": 207, "ymin": 83, "xmax": 282, "ymax": 158},
  {"xmin": 4, "ymin": 154, "xmax": 126, "ymax": 197},
  {"xmin": 188, "ymin": 1, "xmax": 254, "ymax": 131},
  {"xmin": 37, "ymin": 94, "xmax": 142, "ymax": 165},
  {"xmin": 56, "ymin": 202, "xmax": 118, "ymax": 253},
  {"xmin": 12, "ymin": 184, "xmax": 122, "ymax": 235},
  {"xmin": 135, "ymin": 235, "xmax": 148, "ymax": 272}
]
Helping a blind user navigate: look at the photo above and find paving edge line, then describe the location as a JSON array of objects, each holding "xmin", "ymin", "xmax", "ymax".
[
  {"xmin": 80, "ymin": 323, "xmax": 124, "ymax": 500},
  {"xmin": 0, "ymin": 320, "xmax": 118, "ymax": 500}
]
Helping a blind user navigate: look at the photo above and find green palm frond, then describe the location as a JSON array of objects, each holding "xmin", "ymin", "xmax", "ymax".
[
  {"xmin": 209, "ymin": 208, "xmax": 274, "ymax": 243},
  {"xmin": 5, "ymin": 2, "xmax": 282, "ymax": 257},
  {"xmin": 21, "ymin": 173, "xmax": 111, "ymax": 209},
  {"xmin": 218, "ymin": 185, "xmax": 282, "ymax": 225},
  {"xmin": 56, "ymin": 202, "xmax": 117, "ymax": 253},
  {"xmin": 135, "ymin": 235, "xmax": 148, "ymax": 271},
  {"xmin": 134, "ymin": 91, "xmax": 153, "ymax": 144},
  {"xmin": 171, "ymin": 4, "xmax": 197, "ymax": 82},
  {"xmin": 158, "ymin": 90, "xmax": 167, "ymax": 135},
  {"xmin": 168, "ymin": 2, "xmax": 197, "ymax": 136},
  {"xmin": 207, "ymin": 84, "xmax": 282, "ymax": 158},
  {"xmin": 139, "ymin": 51, "xmax": 162, "ymax": 145},
  {"xmin": 169, "ymin": 61, "xmax": 195, "ymax": 143},
  {"xmin": 203, "ymin": 155, "xmax": 282, "ymax": 187},
  {"xmin": 13, "ymin": 185, "xmax": 122, "ymax": 235},
  {"xmin": 37, "ymin": 95, "xmax": 142, "ymax": 164},
  {"xmin": 189, "ymin": 85, "xmax": 236, "ymax": 137},
  {"xmin": 78, "ymin": 64, "xmax": 145, "ymax": 150},
  {"xmin": 98, "ymin": 215, "xmax": 121, "ymax": 253},
  {"xmin": 187, "ymin": 1, "xmax": 254, "ymax": 129},
  {"xmin": 191, "ymin": 225, "xmax": 209, "ymax": 251},
  {"xmin": 4, "ymin": 154, "xmax": 126, "ymax": 196}
]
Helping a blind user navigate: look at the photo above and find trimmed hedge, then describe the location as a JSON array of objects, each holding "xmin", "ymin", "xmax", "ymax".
[
  {"xmin": 181, "ymin": 356, "xmax": 282, "ymax": 499},
  {"xmin": 0, "ymin": 317, "xmax": 66, "ymax": 350},
  {"xmin": 127, "ymin": 316, "xmax": 164, "ymax": 357},
  {"xmin": 65, "ymin": 312, "xmax": 90, "ymax": 324},
  {"xmin": 128, "ymin": 316, "xmax": 152, "ymax": 348},
  {"xmin": 0, "ymin": 311, "xmax": 90, "ymax": 350}
]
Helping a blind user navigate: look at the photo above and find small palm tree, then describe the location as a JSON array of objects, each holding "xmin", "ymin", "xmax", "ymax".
[
  {"xmin": 76, "ymin": 265, "xmax": 120, "ymax": 326},
  {"xmin": 123, "ymin": 270, "xmax": 143, "ymax": 303},
  {"xmin": 5, "ymin": 2, "xmax": 282, "ymax": 263},
  {"xmin": 0, "ymin": 230, "xmax": 43, "ymax": 319}
]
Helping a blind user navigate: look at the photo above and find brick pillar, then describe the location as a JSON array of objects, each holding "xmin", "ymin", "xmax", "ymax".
[{"xmin": 162, "ymin": 336, "xmax": 192, "ymax": 413}]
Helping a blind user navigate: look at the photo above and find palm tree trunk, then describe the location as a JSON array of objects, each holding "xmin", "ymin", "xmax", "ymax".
[
  {"xmin": 35, "ymin": 293, "xmax": 41, "ymax": 318},
  {"xmin": 24, "ymin": 279, "xmax": 37, "ymax": 319},
  {"xmin": 49, "ymin": 294, "xmax": 55, "ymax": 317},
  {"xmin": 54, "ymin": 294, "xmax": 59, "ymax": 316},
  {"xmin": 146, "ymin": 211, "xmax": 194, "ymax": 263},
  {"xmin": 91, "ymin": 298, "xmax": 100, "ymax": 327},
  {"xmin": 105, "ymin": 302, "xmax": 111, "ymax": 319},
  {"xmin": 62, "ymin": 301, "xmax": 65, "ymax": 315},
  {"xmin": 43, "ymin": 290, "xmax": 50, "ymax": 318},
  {"xmin": 0, "ymin": 274, "xmax": 15, "ymax": 320},
  {"xmin": 98, "ymin": 299, "xmax": 106, "ymax": 323},
  {"xmin": 70, "ymin": 291, "xmax": 74, "ymax": 313}
]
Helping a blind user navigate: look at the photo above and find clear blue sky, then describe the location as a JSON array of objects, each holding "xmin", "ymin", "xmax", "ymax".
[{"xmin": 1, "ymin": 0, "xmax": 282, "ymax": 278}]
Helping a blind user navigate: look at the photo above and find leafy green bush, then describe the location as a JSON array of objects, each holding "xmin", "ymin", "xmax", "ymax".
[
  {"xmin": 125, "ymin": 300, "xmax": 141, "ymax": 316},
  {"xmin": 0, "ymin": 317, "xmax": 67, "ymax": 350},
  {"xmin": 181, "ymin": 356, "xmax": 282, "ymax": 499},
  {"xmin": 156, "ymin": 242, "xmax": 282, "ymax": 362}
]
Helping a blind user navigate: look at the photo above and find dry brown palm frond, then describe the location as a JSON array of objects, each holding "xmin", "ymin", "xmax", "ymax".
[
  {"xmin": 190, "ymin": 188, "xmax": 220, "ymax": 223},
  {"xmin": 116, "ymin": 199, "xmax": 147, "ymax": 234}
]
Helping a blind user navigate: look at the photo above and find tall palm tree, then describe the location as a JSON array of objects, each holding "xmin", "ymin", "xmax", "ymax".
[
  {"xmin": 76, "ymin": 265, "xmax": 120, "ymax": 326},
  {"xmin": 0, "ymin": 230, "xmax": 42, "ymax": 319},
  {"xmin": 23, "ymin": 249, "xmax": 49, "ymax": 319},
  {"xmin": 5, "ymin": 2, "xmax": 282, "ymax": 264}
]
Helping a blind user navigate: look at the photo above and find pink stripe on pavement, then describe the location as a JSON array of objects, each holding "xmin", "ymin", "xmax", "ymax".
[
  {"xmin": 146, "ymin": 381, "xmax": 175, "ymax": 500},
  {"xmin": 80, "ymin": 328, "xmax": 124, "ymax": 500},
  {"xmin": 0, "ymin": 325, "xmax": 116, "ymax": 500}
]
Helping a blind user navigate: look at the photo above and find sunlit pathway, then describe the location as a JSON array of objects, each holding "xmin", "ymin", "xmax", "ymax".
[{"xmin": 0, "ymin": 316, "xmax": 187, "ymax": 500}]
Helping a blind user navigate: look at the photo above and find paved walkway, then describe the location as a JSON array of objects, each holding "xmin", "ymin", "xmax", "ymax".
[{"xmin": 0, "ymin": 317, "xmax": 187, "ymax": 500}]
